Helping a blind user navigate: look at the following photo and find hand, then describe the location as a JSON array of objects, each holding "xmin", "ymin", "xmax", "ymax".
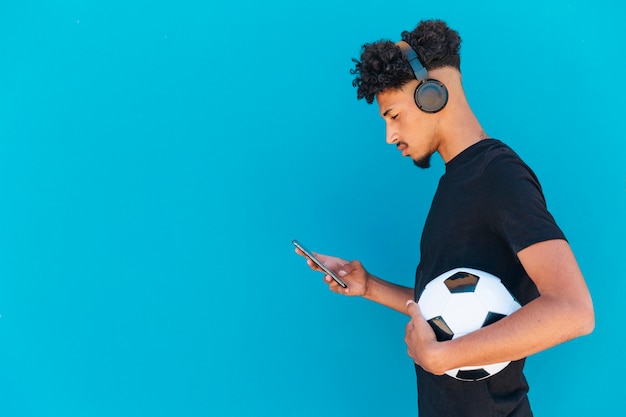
[
  {"xmin": 294, "ymin": 248, "xmax": 370, "ymax": 296},
  {"xmin": 405, "ymin": 300, "xmax": 446, "ymax": 375}
]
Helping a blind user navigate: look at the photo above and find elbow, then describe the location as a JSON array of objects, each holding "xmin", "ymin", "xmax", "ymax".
[
  {"xmin": 580, "ymin": 303, "xmax": 595, "ymax": 336},
  {"xmin": 574, "ymin": 297, "xmax": 595, "ymax": 337}
]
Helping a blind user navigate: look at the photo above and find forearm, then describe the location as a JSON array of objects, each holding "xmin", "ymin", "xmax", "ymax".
[
  {"xmin": 363, "ymin": 274, "xmax": 414, "ymax": 315},
  {"xmin": 435, "ymin": 292, "xmax": 594, "ymax": 372}
]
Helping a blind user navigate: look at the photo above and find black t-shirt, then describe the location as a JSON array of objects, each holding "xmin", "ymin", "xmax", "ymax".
[{"xmin": 414, "ymin": 139, "xmax": 565, "ymax": 417}]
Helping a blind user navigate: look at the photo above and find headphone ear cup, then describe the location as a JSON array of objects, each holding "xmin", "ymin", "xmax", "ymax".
[{"xmin": 414, "ymin": 80, "xmax": 448, "ymax": 113}]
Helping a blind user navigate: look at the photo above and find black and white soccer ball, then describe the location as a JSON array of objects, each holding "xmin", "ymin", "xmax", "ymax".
[{"xmin": 417, "ymin": 267, "xmax": 521, "ymax": 381}]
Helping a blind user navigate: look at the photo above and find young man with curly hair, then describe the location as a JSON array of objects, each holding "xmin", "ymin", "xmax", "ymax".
[{"xmin": 296, "ymin": 19, "xmax": 594, "ymax": 417}]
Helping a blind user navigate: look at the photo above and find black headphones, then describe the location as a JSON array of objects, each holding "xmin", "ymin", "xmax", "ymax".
[{"xmin": 396, "ymin": 41, "xmax": 448, "ymax": 113}]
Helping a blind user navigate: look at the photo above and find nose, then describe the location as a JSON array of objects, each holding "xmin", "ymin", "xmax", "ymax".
[{"xmin": 386, "ymin": 124, "xmax": 398, "ymax": 145}]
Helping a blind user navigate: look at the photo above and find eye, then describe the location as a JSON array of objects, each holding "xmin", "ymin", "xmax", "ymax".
[{"xmin": 391, "ymin": 114, "xmax": 399, "ymax": 120}]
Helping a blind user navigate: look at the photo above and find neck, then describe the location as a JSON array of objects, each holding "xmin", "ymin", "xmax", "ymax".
[{"xmin": 428, "ymin": 68, "xmax": 488, "ymax": 163}]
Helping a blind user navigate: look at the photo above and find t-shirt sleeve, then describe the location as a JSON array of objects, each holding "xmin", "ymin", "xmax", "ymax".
[{"xmin": 482, "ymin": 153, "xmax": 566, "ymax": 254}]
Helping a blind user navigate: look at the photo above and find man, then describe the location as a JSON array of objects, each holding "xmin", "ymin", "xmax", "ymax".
[{"xmin": 295, "ymin": 20, "xmax": 594, "ymax": 416}]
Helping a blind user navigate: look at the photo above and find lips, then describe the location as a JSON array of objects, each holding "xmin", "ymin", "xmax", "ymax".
[{"xmin": 397, "ymin": 143, "xmax": 408, "ymax": 156}]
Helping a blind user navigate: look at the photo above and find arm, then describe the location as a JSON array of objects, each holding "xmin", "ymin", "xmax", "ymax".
[
  {"xmin": 362, "ymin": 272, "xmax": 415, "ymax": 315},
  {"xmin": 406, "ymin": 239, "xmax": 595, "ymax": 374},
  {"xmin": 295, "ymin": 248, "xmax": 414, "ymax": 315}
]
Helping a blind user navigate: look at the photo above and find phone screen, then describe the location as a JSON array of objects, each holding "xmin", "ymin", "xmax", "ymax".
[{"xmin": 292, "ymin": 240, "xmax": 347, "ymax": 288}]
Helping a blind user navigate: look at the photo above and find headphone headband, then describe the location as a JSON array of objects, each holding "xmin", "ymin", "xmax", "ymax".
[
  {"xmin": 396, "ymin": 40, "xmax": 448, "ymax": 113},
  {"xmin": 396, "ymin": 41, "xmax": 428, "ymax": 81}
]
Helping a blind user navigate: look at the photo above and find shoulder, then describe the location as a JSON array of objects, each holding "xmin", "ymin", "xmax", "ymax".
[
  {"xmin": 482, "ymin": 140, "xmax": 531, "ymax": 172},
  {"xmin": 449, "ymin": 139, "xmax": 532, "ymax": 178},
  {"xmin": 479, "ymin": 140, "xmax": 542, "ymax": 193}
]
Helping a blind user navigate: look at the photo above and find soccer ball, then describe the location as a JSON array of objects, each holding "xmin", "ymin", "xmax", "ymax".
[{"xmin": 417, "ymin": 267, "xmax": 521, "ymax": 381}]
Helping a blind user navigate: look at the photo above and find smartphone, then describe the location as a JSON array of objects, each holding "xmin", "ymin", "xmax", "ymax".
[{"xmin": 292, "ymin": 240, "xmax": 347, "ymax": 288}]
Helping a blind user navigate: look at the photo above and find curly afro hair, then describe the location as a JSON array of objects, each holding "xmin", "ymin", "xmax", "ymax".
[{"xmin": 351, "ymin": 20, "xmax": 462, "ymax": 104}]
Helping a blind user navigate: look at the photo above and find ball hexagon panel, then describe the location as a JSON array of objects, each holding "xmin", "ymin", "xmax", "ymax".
[
  {"xmin": 474, "ymin": 272, "xmax": 521, "ymax": 315},
  {"xmin": 440, "ymin": 292, "xmax": 490, "ymax": 336},
  {"xmin": 418, "ymin": 278, "xmax": 452, "ymax": 320}
]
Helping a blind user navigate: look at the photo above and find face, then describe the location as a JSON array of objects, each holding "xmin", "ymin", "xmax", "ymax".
[{"xmin": 377, "ymin": 83, "xmax": 439, "ymax": 169}]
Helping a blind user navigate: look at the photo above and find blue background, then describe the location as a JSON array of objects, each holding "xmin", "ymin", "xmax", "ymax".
[{"xmin": 1, "ymin": 0, "xmax": 624, "ymax": 416}]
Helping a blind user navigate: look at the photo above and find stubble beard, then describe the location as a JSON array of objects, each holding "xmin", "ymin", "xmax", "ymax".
[{"xmin": 412, "ymin": 153, "xmax": 432, "ymax": 169}]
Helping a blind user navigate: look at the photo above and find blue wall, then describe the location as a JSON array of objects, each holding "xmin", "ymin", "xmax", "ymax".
[{"xmin": 0, "ymin": 1, "xmax": 624, "ymax": 416}]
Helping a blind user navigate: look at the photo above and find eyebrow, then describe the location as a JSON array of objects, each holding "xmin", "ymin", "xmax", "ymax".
[{"xmin": 382, "ymin": 108, "xmax": 393, "ymax": 118}]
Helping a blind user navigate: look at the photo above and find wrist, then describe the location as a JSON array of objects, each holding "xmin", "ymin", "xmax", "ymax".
[
  {"xmin": 362, "ymin": 272, "xmax": 376, "ymax": 299},
  {"xmin": 433, "ymin": 338, "xmax": 460, "ymax": 375},
  {"xmin": 433, "ymin": 340, "xmax": 452, "ymax": 375}
]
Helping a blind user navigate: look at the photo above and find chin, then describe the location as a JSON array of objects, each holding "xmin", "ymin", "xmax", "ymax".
[{"xmin": 412, "ymin": 154, "xmax": 432, "ymax": 169}]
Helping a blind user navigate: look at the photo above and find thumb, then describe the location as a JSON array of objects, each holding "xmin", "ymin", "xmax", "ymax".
[
  {"xmin": 406, "ymin": 299, "xmax": 422, "ymax": 318},
  {"xmin": 337, "ymin": 259, "xmax": 361, "ymax": 277}
]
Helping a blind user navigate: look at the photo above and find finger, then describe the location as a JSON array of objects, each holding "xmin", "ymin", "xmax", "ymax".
[
  {"xmin": 405, "ymin": 320, "xmax": 415, "ymax": 333},
  {"xmin": 295, "ymin": 249, "xmax": 316, "ymax": 267},
  {"xmin": 295, "ymin": 248, "xmax": 323, "ymax": 269},
  {"xmin": 295, "ymin": 247, "xmax": 312, "ymax": 259},
  {"xmin": 406, "ymin": 299, "xmax": 421, "ymax": 318},
  {"xmin": 338, "ymin": 259, "xmax": 359, "ymax": 276},
  {"xmin": 324, "ymin": 275, "xmax": 341, "ymax": 291},
  {"xmin": 302, "ymin": 256, "xmax": 325, "ymax": 273},
  {"xmin": 307, "ymin": 259, "xmax": 323, "ymax": 272},
  {"xmin": 325, "ymin": 277, "xmax": 351, "ymax": 295}
]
